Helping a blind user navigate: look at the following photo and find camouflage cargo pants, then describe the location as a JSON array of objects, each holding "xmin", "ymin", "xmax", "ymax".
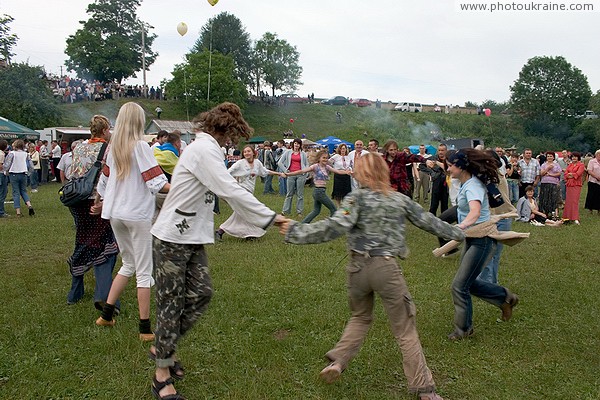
[{"xmin": 153, "ymin": 237, "xmax": 213, "ymax": 368}]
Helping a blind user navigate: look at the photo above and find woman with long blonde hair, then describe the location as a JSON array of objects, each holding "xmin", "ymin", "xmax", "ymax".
[
  {"xmin": 95, "ymin": 102, "xmax": 169, "ymax": 341},
  {"xmin": 279, "ymin": 153, "xmax": 463, "ymax": 400}
]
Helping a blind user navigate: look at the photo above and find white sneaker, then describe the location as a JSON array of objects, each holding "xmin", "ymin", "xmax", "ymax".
[
  {"xmin": 31, "ymin": 189, "xmax": 38, "ymax": 193},
  {"xmin": 574, "ymin": 220, "xmax": 580, "ymax": 225}
]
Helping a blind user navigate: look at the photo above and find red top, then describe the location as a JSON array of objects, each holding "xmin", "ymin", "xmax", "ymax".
[
  {"xmin": 289, "ymin": 152, "xmax": 302, "ymax": 172},
  {"xmin": 565, "ymin": 161, "xmax": 584, "ymax": 187}
]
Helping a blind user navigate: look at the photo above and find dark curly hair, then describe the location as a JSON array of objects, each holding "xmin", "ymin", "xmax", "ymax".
[
  {"xmin": 193, "ymin": 102, "xmax": 253, "ymax": 145},
  {"xmin": 447, "ymin": 148, "xmax": 500, "ymax": 184}
]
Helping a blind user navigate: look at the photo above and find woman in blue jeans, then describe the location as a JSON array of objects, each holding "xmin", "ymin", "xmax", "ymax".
[
  {"xmin": 284, "ymin": 149, "xmax": 349, "ymax": 223},
  {"xmin": 3, "ymin": 140, "xmax": 35, "ymax": 216},
  {"xmin": 278, "ymin": 138, "xmax": 309, "ymax": 216},
  {"xmin": 446, "ymin": 149, "xmax": 518, "ymax": 340}
]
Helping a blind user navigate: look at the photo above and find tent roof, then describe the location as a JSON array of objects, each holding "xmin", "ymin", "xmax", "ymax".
[
  {"xmin": 0, "ymin": 116, "xmax": 40, "ymax": 140},
  {"xmin": 247, "ymin": 136, "xmax": 268, "ymax": 144},
  {"xmin": 146, "ymin": 120, "xmax": 195, "ymax": 134}
]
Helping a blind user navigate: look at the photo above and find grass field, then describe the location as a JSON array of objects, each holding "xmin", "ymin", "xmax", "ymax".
[{"xmin": 1, "ymin": 180, "xmax": 599, "ymax": 399}]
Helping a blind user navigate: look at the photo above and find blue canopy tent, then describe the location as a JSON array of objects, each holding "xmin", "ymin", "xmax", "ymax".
[
  {"xmin": 315, "ymin": 136, "xmax": 354, "ymax": 154},
  {"xmin": 408, "ymin": 144, "xmax": 437, "ymax": 156}
]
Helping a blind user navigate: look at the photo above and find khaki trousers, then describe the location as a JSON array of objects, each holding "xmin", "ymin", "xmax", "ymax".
[
  {"xmin": 415, "ymin": 171, "xmax": 430, "ymax": 202},
  {"xmin": 325, "ymin": 254, "xmax": 436, "ymax": 394}
]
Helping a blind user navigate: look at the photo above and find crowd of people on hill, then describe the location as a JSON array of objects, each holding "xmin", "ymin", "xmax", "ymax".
[
  {"xmin": 46, "ymin": 74, "xmax": 166, "ymax": 103},
  {"xmin": 3, "ymin": 98, "xmax": 600, "ymax": 399}
]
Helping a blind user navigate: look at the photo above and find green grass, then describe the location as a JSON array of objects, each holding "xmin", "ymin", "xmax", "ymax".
[{"xmin": 1, "ymin": 181, "xmax": 599, "ymax": 399}]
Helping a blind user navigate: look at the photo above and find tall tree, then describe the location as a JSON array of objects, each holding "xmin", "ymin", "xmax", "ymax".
[
  {"xmin": 166, "ymin": 50, "xmax": 247, "ymax": 114},
  {"xmin": 192, "ymin": 12, "xmax": 253, "ymax": 88},
  {"xmin": 254, "ymin": 32, "xmax": 302, "ymax": 96},
  {"xmin": 0, "ymin": 63, "xmax": 62, "ymax": 129},
  {"xmin": 0, "ymin": 14, "xmax": 18, "ymax": 66},
  {"xmin": 510, "ymin": 56, "xmax": 591, "ymax": 122},
  {"xmin": 65, "ymin": 0, "xmax": 157, "ymax": 82}
]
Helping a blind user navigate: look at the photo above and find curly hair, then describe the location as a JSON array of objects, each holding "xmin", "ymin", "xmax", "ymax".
[
  {"xmin": 447, "ymin": 148, "xmax": 500, "ymax": 184},
  {"xmin": 90, "ymin": 115, "xmax": 110, "ymax": 138},
  {"xmin": 193, "ymin": 102, "xmax": 253, "ymax": 145}
]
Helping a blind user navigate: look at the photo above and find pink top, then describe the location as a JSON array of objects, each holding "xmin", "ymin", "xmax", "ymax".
[
  {"xmin": 289, "ymin": 152, "xmax": 301, "ymax": 172},
  {"xmin": 588, "ymin": 158, "xmax": 600, "ymax": 184},
  {"xmin": 540, "ymin": 161, "xmax": 561, "ymax": 185}
]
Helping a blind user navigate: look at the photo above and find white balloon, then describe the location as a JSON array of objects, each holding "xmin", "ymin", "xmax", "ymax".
[{"xmin": 177, "ymin": 22, "xmax": 188, "ymax": 36}]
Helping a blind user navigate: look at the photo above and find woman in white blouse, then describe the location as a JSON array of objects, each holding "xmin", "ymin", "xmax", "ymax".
[
  {"xmin": 329, "ymin": 143, "xmax": 352, "ymax": 206},
  {"xmin": 95, "ymin": 102, "xmax": 170, "ymax": 341}
]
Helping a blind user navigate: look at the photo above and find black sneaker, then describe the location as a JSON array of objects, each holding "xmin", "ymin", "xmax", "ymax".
[
  {"xmin": 28, "ymin": 207, "xmax": 35, "ymax": 216},
  {"xmin": 215, "ymin": 230, "xmax": 223, "ymax": 241}
]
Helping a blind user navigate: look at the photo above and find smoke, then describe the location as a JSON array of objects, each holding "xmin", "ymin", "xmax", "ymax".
[{"xmin": 407, "ymin": 120, "xmax": 443, "ymax": 144}]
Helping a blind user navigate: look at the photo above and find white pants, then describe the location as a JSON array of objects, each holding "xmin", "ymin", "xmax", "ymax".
[{"xmin": 110, "ymin": 218, "xmax": 155, "ymax": 288}]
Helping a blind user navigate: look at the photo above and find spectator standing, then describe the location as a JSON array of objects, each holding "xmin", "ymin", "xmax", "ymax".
[
  {"xmin": 275, "ymin": 140, "xmax": 287, "ymax": 196},
  {"xmin": 517, "ymin": 149, "xmax": 540, "ymax": 199},
  {"xmin": 155, "ymin": 106, "xmax": 163, "ymax": 119},
  {"xmin": 506, "ymin": 154, "xmax": 520, "ymax": 204},
  {"xmin": 3, "ymin": 139, "xmax": 35, "ymax": 217},
  {"xmin": 414, "ymin": 144, "xmax": 432, "ymax": 203},
  {"xmin": 557, "ymin": 150, "xmax": 571, "ymax": 204},
  {"xmin": 50, "ymin": 140, "xmax": 62, "ymax": 182},
  {"xmin": 262, "ymin": 141, "xmax": 277, "ymax": 195},
  {"xmin": 28, "ymin": 143, "xmax": 40, "ymax": 192},
  {"xmin": 57, "ymin": 141, "xmax": 80, "ymax": 183},
  {"xmin": 563, "ymin": 152, "xmax": 585, "ymax": 224},
  {"xmin": 538, "ymin": 152, "xmax": 561, "ymax": 218},
  {"xmin": 39, "ymin": 140, "xmax": 50, "ymax": 183},
  {"xmin": 0, "ymin": 140, "xmax": 8, "ymax": 217},
  {"xmin": 429, "ymin": 144, "xmax": 449, "ymax": 216},
  {"xmin": 584, "ymin": 150, "xmax": 600, "ymax": 214}
]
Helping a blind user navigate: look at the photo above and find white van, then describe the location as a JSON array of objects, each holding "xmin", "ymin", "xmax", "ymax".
[{"xmin": 394, "ymin": 102, "xmax": 423, "ymax": 112}]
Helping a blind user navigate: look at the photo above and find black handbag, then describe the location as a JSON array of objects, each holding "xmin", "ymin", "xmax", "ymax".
[{"xmin": 58, "ymin": 142, "xmax": 108, "ymax": 207}]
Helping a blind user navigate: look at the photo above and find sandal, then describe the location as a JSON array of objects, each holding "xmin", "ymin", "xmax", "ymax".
[
  {"xmin": 151, "ymin": 376, "xmax": 186, "ymax": 400},
  {"xmin": 149, "ymin": 350, "xmax": 185, "ymax": 380}
]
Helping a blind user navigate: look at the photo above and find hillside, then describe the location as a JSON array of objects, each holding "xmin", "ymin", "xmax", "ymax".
[{"xmin": 59, "ymin": 99, "xmax": 561, "ymax": 151}]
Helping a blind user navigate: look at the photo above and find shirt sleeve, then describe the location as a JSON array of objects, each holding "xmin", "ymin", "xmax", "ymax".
[{"xmin": 135, "ymin": 141, "xmax": 168, "ymax": 195}]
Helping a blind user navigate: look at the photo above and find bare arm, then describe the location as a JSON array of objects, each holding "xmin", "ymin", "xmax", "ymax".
[{"xmin": 457, "ymin": 200, "xmax": 481, "ymax": 230}]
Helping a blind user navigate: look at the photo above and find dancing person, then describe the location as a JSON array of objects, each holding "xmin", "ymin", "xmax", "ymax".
[
  {"xmin": 153, "ymin": 130, "xmax": 182, "ymax": 182},
  {"xmin": 563, "ymin": 152, "xmax": 585, "ymax": 224},
  {"xmin": 3, "ymin": 139, "xmax": 35, "ymax": 217},
  {"xmin": 446, "ymin": 149, "xmax": 519, "ymax": 340},
  {"xmin": 216, "ymin": 145, "xmax": 283, "ymax": 240},
  {"xmin": 516, "ymin": 186, "xmax": 563, "ymax": 227},
  {"xmin": 538, "ymin": 151, "xmax": 561, "ymax": 218},
  {"xmin": 95, "ymin": 102, "xmax": 170, "ymax": 342},
  {"xmin": 285, "ymin": 149, "xmax": 349, "ymax": 223},
  {"xmin": 403, "ymin": 147, "xmax": 419, "ymax": 199},
  {"xmin": 279, "ymin": 152, "xmax": 463, "ymax": 400},
  {"xmin": 279, "ymin": 138, "xmax": 309, "ymax": 217},
  {"xmin": 150, "ymin": 102, "xmax": 285, "ymax": 400},
  {"xmin": 329, "ymin": 144, "xmax": 352, "ymax": 206},
  {"xmin": 382, "ymin": 139, "xmax": 430, "ymax": 197},
  {"xmin": 584, "ymin": 149, "xmax": 600, "ymax": 214},
  {"xmin": 66, "ymin": 115, "xmax": 120, "ymax": 311},
  {"xmin": 348, "ymin": 140, "xmax": 368, "ymax": 190}
]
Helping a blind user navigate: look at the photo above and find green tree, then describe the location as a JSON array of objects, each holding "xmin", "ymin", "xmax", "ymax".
[
  {"xmin": 254, "ymin": 32, "xmax": 302, "ymax": 96},
  {"xmin": 0, "ymin": 63, "xmax": 62, "ymax": 129},
  {"xmin": 0, "ymin": 14, "xmax": 18, "ymax": 65},
  {"xmin": 192, "ymin": 12, "xmax": 253, "ymax": 88},
  {"xmin": 65, "ymin": 0, "xmax": 157, "ymax": 82},
  {"xmin": 510, "ymin": 56, "xmax": 591, "ymax": 121},
  {"xmin": 589, "ymin": 90, "xmax": 600, "ymax": 114},
  {"xmin": 166, "ymin": 50, "xmax": 247, "ymax": 114}
]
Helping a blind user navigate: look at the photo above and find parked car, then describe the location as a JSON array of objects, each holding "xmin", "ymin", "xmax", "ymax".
[
  {"xmin": 583, "ymin": 110, "xmax": 598, "ymax": 119},
  {"xmin": 350, "ymin": 98, "xmax": 372, "ymax": 107},
  {"xmin": 321, "ymin": 96, "xmax": 349, "ymax": 106},
  {"xmin": 281, "ymin": 93, "xmax": 309, "ymax": 104},
  {"xmin": 394, "ymin": 102, "xmax": 423, "ymax": 112}
]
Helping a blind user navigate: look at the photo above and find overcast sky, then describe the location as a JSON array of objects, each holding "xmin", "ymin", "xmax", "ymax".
[{"xmin": 2, "ymin": 0, "xmax": 599, "ymax": 105}]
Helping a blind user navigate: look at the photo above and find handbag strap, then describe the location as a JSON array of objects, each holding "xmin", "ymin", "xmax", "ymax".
[{"xmin": 95, "ymin": 142, "xmax": 108, "ymax": 165}]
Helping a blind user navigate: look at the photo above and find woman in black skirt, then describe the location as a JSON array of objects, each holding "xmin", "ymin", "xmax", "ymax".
[
  {"xmin": 584, "ymin": 149, "xmax": 600, "ymax": 214},
  {"xmin": 329, "ymin": 143, "xmax": 352, "ymax": 206}
]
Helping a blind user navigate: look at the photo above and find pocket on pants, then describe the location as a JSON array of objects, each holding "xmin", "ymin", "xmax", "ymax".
[{"xmin": 404, "ymin": 294, "xmax": 416, "ymax": 317}]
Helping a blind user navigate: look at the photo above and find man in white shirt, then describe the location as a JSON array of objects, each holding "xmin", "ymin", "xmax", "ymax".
[
  {"xmin": 39, "ymin": 140, "xmax": 50, "ymax": 183},
  {"xmin": 57, "ymin": 140, "xmax": 81, "ymax": 183},
  {"xmin": 50, "ymin": 140, "xmax": 62, "ymax": 182},
  {"xmin": 348, "ymin": 140, "xmax": 369, "ymax": 190}
]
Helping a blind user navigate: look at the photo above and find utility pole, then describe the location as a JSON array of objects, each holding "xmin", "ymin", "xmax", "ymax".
[
  {"xmin": 207, "ymin": 21, "xmax": 212, "ymax": 109},
  {"xmin": 141, "ymin": 22, "xmax": 147, "ymax": 98}
]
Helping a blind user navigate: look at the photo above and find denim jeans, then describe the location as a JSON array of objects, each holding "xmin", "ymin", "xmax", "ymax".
[
  {"xmin": 67, "ymin": 254, "xmax": 120, "ymax": 309},
  {"xmin": 302, "ymin": 187, "xmax": 336, "ymax": 223},
  {"xmin": 263, "ymin": 174, "xmax": 275, "ymax": 194},
  {"xmin": 9, "ymin": 173, "xmax": 30, "ymax": 209},
  {"xmin": 478, "ymin": 218, "xmax": 512, "ymax": 284},
  {"xmin": 278, "ymin": 172, "xmax": 287, "ymax": 196},
  {"xmin": 0, "ymin": 174, "xmax": 8, "ymax": 215},
  {"xmin": 507, "ymin": 179, "xmax": 519, "ymax": 204},
  {"xmin": 29, "ymin": 170, "xmax": 39, "ymax": 189},
  {"xmin": 282, "ymin": 175, "xmax": 305, "ymax": 215},
  {"xmin": 452, "ymin": 237, "xmax": 507, "ymax": 333}
]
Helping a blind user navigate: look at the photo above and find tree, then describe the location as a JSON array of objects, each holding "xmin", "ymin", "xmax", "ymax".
[
  {"xmin": 0, "ymin": 14, "xmax": 18, "ymax": 65},
  {"xmin": 192, "ymin": 12, "xmax": 253, "ymax": 88},
  {"xmin": 254, "ymin": 32, "xmax": 302, "ymax": 96},
  {"xmin": 0, "ymin": 63, "xmax": 63, "ymax": 129},
  {"xmin": 165, "ymin": 50, "xmax": 247, "ymax": 114},
  {"xmin": 510, "ymin": 56, "xmax": 591, "ymax": 121},
  {"xmin": 65, "ymin": 0, "xmax": 157, "ymax": 82}
]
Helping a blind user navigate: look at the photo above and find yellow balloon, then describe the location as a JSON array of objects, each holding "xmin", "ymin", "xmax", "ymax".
[
  {"xmin": 208, "ymin": 0, "xmax": 219, "ymax": 6},
  {"xmin": 177, "ymin": 22, "xmax": 188, "ymax": 36}
]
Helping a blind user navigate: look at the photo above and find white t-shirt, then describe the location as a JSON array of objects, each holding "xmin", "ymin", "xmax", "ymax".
[
  {"xmin": 51, "ymin": 145, "xmax": 62, "ymax": 158},
  {"xmin": 98, "ymin": 140, "xmax": 168, "ymax": 221}
]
